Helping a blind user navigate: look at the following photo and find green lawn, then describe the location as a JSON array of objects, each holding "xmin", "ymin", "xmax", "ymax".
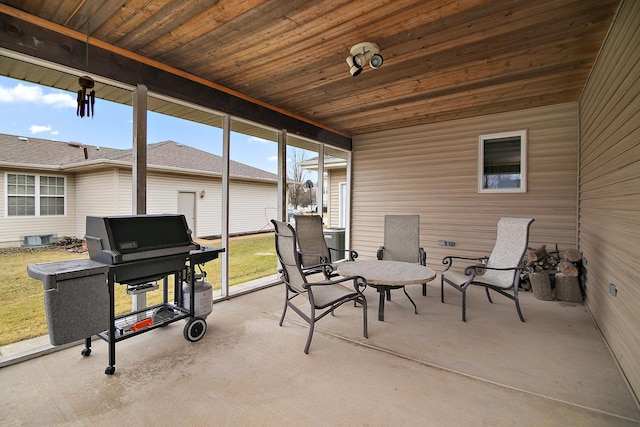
[{"xmin": 0, "ymin": 234, "xmax": 276, "ymax": 346}]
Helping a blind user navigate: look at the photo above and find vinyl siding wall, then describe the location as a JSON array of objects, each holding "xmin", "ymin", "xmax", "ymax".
[
  {"xmin": 124, "ymin": 172, "xmax": 276, "ymax": 237},
  {"xmin": 74, "ymin": 169, "xmax": 121, "ymax": 237},
  {"xmin": 578, "ymin": 0, "xmax": 640, "ymax": 400},
  {"xmin": 116, "ymin": 170, "xmax": 133, "ymax": 215},
  {"xmin": 350, "ymin": 102, "xmax": 579, "ymax": 268},
  {"xmin": 1, "ymin": 167, "xmax": 276, "ymax": 244},
  {"xmin": 327, "ymin": 169, "xmax": 346, "ymax": 228},
  {"xmin": 229, "ymin": 180, "xmax": 277, "ymax": 235},
  {"xmin": 146, "ymin": 172, "xmax": 222, "ymax": 237}
]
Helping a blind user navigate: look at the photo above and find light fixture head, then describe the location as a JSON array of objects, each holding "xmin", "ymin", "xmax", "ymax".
[
  {"xmin": 345, "ymin": 55, "xmax": 363, "ymax": 76},
  {"xmin": 369, "ymin": 53, "xmax": 384, "ymax": 69},
  {"xmin": 353, "ymin": 53, "xmax": 365, "ymax": 67},
  {"xmin": 346, "ymin": 42, "xmax": 382, "ymax": 76},
  {"xmin": 350, "ymin": 65, "xmax": 363, "ymax": 77}
]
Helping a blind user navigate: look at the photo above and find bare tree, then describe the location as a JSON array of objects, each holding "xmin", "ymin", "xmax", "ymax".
[{"xmin": 287, "ymin": 148, "xmax": 311, "ymax": 209}]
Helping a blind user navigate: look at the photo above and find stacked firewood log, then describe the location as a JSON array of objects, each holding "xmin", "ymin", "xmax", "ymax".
[
  {"xmin": 524, "ymin": 244, "xmax": 560, "ymax": 273},
  {"xmin": 522, "ymin": 244, "xmax": 583, "ymax": 302},
  {"xmin": 554, "ymin": 248, "xmax": 583, "ymax": 302},
  {"xmin": 556, "ymin": 248, "xmax": 582, "ymax": 277}
]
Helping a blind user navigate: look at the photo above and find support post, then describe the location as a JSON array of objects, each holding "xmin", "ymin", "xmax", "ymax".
[
  {"xmin": 220, "ymin": 115, "xmax": 230, "ymax": 297},
  {"xmin": 132, "ymin": 84, "xmax": 148, "ymax": 314},
  {"xmin": 132, "ymin": 84, "xmax": 147, "ymax": 215},
  {"xmin": 278, "ymin": 129, "xmax": 287, "ymax": 222}
]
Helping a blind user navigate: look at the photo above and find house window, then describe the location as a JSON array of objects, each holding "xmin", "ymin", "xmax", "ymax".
[
  {"xmin": 6, "ymin": 173, "xmax": 65, "ymax": 216},
  {"xmin": 478, "ymin": 130, "xmax": 527, "ymax": 193}
]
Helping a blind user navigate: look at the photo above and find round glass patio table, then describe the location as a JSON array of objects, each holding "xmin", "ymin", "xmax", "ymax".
[{"xmin": 337, "ymin": 260, "xmax": 436, "ymax": 321}]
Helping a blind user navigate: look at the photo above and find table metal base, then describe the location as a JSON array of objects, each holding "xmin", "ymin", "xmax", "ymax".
[{"xmin": 372, "ymin": 284, "xmax": 418, "ymax": 321}]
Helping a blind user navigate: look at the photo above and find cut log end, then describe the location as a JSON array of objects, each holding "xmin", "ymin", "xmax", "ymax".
[
  {"xmin": 527, "ymin": 245, "xmax": 549, "ymax": 262},
  {"xmin": 564, "ymin": 249, "xmax": 583, "ymax": 263},
  {"xmin": 562, "ymin": 264, "xmax": 579, "ymax": 277}
]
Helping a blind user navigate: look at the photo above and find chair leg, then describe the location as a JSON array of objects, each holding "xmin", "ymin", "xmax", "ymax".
[
  {"xmin": 304, "ymin": 310, "xmax": 316, "ymax": 354},
  {"xmin": 461, "ymin": 288, "xmax": 467, "ymax": 322},
  {"xmin": 514, "ymin": 286, "xmax": 525, "ymax": 322},
  {"xmin": 440, "ymin": 277, "xmax": 445, "ymax": 303},
  {"xmin": 362, "ymin": 297, "xmax": 368, "ymax": 339},
  {"xmin": 422, "ymin": 283, "xmax": 427, "ymax": 296},
  {"xmin": 485, "ymin": 286, "xmax": 493, "ymax": 303},
  {"xmin": 279, "ymin": 295, "xmax": 289, "ymax": 326}
]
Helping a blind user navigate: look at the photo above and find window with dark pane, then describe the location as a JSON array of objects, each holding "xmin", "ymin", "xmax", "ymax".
[{"xmin": 478, "ymin": 130, "xmax": 527, "ymax": 193}]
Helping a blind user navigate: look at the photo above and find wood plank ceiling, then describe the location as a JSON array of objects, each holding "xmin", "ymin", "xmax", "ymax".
[{"xmin": 0, "ymin": 0, "xmax": 620, "ymax": 137}]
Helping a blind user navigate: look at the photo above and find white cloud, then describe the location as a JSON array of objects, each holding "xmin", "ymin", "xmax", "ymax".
[
  {"xmin": 42, "ymin": 92, "xmax": 76, "ymax": 108},
  {"xmin": 51, "ymin": 130, "xmax": 59, "ymax": 135},
  {"xmin": 0, "ymin": 83, "xmax": 76, "ymax": 108},
  {"xmin": 268, "ymin": 155, "xmax": 278, "ymax": 162},
  {"xmin": 29, "ymin": 124, "xmax": 52, "ymax": 134},
  {"xmin": 248, "ymin": 136, "xmax": 270, "ymax": 144}
]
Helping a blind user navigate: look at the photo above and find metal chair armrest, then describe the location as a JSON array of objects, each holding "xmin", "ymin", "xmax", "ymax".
[
  {"xmin": 419, "ymin": 247, "xmax": 427, "ymax": 265},
  {"xmin": 304, "ymin": 275, "xmax": 367, "ymax": 293},
  {"xmin": 442, "ymin": 255, "xmax": 488, "ymax": 271},
  {"xmin": 327, "ymin": 247, "xmax": 359, "ymax": 261}
]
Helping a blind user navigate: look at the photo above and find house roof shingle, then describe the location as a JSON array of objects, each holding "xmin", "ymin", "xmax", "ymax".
[{"xmin": 0, "ymin": 133, "xmax": 277, "ymax": 181}]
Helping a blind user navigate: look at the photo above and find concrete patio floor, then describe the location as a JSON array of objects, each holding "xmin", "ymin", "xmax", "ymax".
[{"xmin": 1, "ymin": 281, "xmax": 639, "ymax": 426}]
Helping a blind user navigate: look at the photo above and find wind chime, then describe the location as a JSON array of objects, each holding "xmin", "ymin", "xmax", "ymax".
[
  {"xmin": 77, "ymin": 17, "xmax": 95, "ymax": 118},
  {"xmin": 77, "ymin": 75, "xmax": 95, "ymax": 117}
]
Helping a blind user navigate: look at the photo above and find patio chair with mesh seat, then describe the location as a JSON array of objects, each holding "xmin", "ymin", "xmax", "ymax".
[
  {"xmin": 377, "ymin": 215, "xmax": 428, "ymax": 295},
  {"xmin": 441, "ymin": 217, "xmax": 534, "ymax": 322},
  {"xmin": 293, "ymin": 214, "xmax": 357, "ymax": 279},
  {"xmin": 272, "ymin": 219, "xmax": 368, "ymax": 354}
]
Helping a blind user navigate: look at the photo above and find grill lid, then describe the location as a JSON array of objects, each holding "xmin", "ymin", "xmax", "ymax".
[{"xmin": 85, "ymin": 214, "xmax": 199, "ymax": 265}]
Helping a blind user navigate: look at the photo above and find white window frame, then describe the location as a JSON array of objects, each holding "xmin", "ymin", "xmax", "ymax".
[
  {"xmin": 338, "ymin": 181, "xmax": 347, "ymax": 228},
  {"xmin": 478, "ymin": 130, "xmax": 527, "ymax": 193},
  {"xmin": 5, "ymin": 172, "xmax": 67, "ymax": 217}
]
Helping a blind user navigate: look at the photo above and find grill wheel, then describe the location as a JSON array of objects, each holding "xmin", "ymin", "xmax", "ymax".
[{"xmin": 184, "ymin": 317, "xmax": 207, "ymax": 342}]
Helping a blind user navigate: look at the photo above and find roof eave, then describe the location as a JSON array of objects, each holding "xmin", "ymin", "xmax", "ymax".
[
  {"xmin": 0, "ymin": 161, "xmax": 64, "ymax": 171},
  {"xmin": 1, "ymin": 159, "xmax": 276, "ymax": 183}
]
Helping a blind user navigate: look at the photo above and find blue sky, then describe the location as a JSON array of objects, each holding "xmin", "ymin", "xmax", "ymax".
[{"xmin": 0, "ymin": 75, "xmax": 279, "ymax": 173}]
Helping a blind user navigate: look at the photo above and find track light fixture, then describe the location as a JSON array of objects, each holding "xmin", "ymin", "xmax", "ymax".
[{"xmin": 346, "ymin": 42, "xmax": 383, "ymax": 76}]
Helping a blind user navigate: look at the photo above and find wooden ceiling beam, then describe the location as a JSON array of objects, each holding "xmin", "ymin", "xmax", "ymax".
[
  {"xmin": 137, "ymin": 0, "xmax": 275, "ymax": 60},
  {"xmin": 325, "ymin": 71, "xmax": 586, "ymax": 133},
  {"xmin": 234, "ymin": 0, "xmax": 610, "ymax": 101},
  {"xmin": 279, "ymin": 38, "xmax": 600, "ymax": 117},
  {"xmin": 113, "ymin": 0, "xmax": 213, "ymax": 50},
  {"xmin": 190, "ymin": 0, "xmax": 487, "ymax": 84}
]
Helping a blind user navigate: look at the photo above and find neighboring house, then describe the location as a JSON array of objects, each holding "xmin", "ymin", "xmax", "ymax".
[
  {"xmin": 0, "ymin": 133, "xmax": 277, "ymax": 247},
  {"xmin": 299, "ymin": 155, "xmax": 348, "ymax": 229}
]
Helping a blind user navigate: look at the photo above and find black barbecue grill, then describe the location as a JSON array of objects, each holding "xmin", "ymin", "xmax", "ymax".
[
  {"xmin": 28, "ymin": 214, "xmax": 224, "ymax": 376},
  {"xmin": 86, "ymin": 214, "xmax": 201, "ymax": 284}
]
